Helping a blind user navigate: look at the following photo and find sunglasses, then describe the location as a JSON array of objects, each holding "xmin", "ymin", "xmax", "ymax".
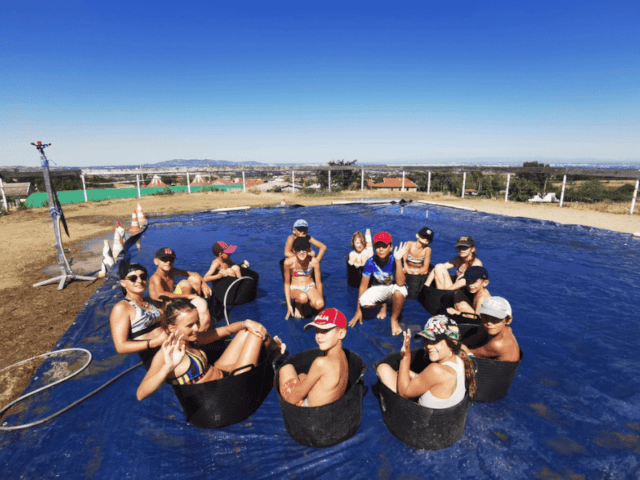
[
  {"xmin": 125, "ymin": 273, "xmax": 148, "ymax": 283},
  {"xmin": 158, "ymin": 257, "xmax": 175, "ymax": 263}
]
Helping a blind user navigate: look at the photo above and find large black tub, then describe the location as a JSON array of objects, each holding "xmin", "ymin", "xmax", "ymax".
[
  {"xmin": 274, "ymin": 349, "xmax": 367, "ymax": 448},
  {"xmin": 417, "ymin": 285, "xmax": 456, "ymax": 315},
  {"xmin": 210, "ymin": 268, "xmax": 259, "ymax": 306},
  {"xmin": 374, "ymin": 349, "xmax": 470, "ymax": 450},
  {"xmin": 137, "ymin": 346, "xmax": 160, "ymax": 370},
  {"xmin": 172, "ymin": 339, "xmax": 274, "ymax": 428},
  {"xmin": 458, "ymin": 324, "xmax": 523, "ymax": 402}
]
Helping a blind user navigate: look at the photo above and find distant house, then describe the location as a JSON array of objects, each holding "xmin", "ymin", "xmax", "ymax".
[{"xmin": 367, "ymin": 177, "xmax": 417, "ymax": 192}]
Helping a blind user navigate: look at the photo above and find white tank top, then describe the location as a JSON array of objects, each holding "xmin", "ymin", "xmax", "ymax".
[{"xmin": 418, "ymin": 355, "xmax": 465, "ymax": 409}]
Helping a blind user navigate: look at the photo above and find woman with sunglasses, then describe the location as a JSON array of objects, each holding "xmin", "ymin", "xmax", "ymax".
[
  {"xmin": 110, "ymin": 262, "xmax": 167, "ymax": 356},
  {"xmin": 424, "ymin": 236, "xmax": 483, "ymax": 290}
]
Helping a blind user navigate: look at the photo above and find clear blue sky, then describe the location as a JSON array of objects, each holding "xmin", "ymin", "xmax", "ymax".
[{"xmin": 1, "ymin": 0, "xmax": 638, "ymax": 167}]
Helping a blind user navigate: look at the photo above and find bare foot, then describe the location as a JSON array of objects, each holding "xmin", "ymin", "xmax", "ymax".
[
  {"xmin": 294, "ymin": 306, "xmax": 302, "ymax": 318},
  {"xmin": 266, "ymin": 335, "xmax": 286, "ymax": 355},
  {"xmin": 390, "ymin": 319, "xmax": 402, "ymax": 336},
  {"xmin": 377, "ymin": 303, "xmax": 387, "ymax": 320}
]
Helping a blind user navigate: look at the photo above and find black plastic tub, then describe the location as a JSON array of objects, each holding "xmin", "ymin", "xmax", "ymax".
[
  {"xmin": 417, "ymin": 285, "xmax": 456, "ymax": 315},
  {"xmin": 373, "ymin": 349, "xmax": 470, "ymax": 450},
  {"xmin": 171, "ymin": 339, "xmax": 274, "ymax": 428},
  {"xmin": 274, "ymin": 349, "xmax": 367, "ymax": 448},
  {"xmin": 137, "ymin": 346, "xmax": 160, "ymax": 370},
  {"xmin": 345, "ymin": 255, "xmax": 364, "ymax": 288},
  {"xmin": 211, "ymin": 268, "xmax": 259, "ymax": 306},
  {"xmin": 405, "ymin": 273, "xmax": 428, "ymax": 300},
  {"xmin": 458, "ymin": 324, "xmax": 523, "ymax": 402}
]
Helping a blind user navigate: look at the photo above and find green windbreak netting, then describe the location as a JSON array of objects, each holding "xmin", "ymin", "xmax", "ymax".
[{"xmin": 24, "ymin": 185, "xmax": 242, "ymax": 207}]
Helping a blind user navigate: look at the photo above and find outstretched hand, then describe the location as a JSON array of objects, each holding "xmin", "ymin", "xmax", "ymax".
[
  {"xmin": 394, "ymin": 241, "xmax": 408, "ymax": 260},
  {"xmin": 400, "ymin": 329, "xmax": 411, "ymax": 358},
  {"xmin": 348, "ymin": 311, "xmax": 363, "ymax": 328},
  {"xmin": 285, "ymin": 304, "xmax": 294, "ymax": 320},
  {"xmin": 162, "ymin": 332, "xmax": 186, "ymax": 370}
]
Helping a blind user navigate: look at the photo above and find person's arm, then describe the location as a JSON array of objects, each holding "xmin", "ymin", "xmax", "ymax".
[
  {"xmin": 282, "ymin": 357, "xmax": 328, "ymax": 406},
  {"xmin": 419, "ymin": 247, "xmax": 432, "ymax": 275},
  {"xmin": 202, "ymin": 260, "xmax": 225, "ymax": 283},
  {"xmin": 197, "ymin": 319, "xmax": 266, "ymax": 345},
  {"xmin": 365, "ymin": 229, "xmax": 373, "ymax": 249},
  {"xmin": 136, "ymin": 333, "xmax": 185, "ymax": 400},
  {"xmin": 348, "ymin": 274, "xmax": 370, "ymax": 327},
  {"xmin": 283, "ymin": 259, "xmax": 295, "ymax": 320},
  {"xmin": 467, "ymin": 337, "xmax": 507, "ymax": 360},
  {"xmin": 393, "ymin": 243, "xmax": 408, "ymax": 287},
  {"xmin": 312, "ymin": 258, "xmax": 323, "ymax": 297},
  {"xmin": 109, "ymin": 301, "xmax": 166, "ymax": 354},
  {"xmin": 309, "ymin": 237, "xmax": 327, "ymax": 262},
  {"xmin": 402, "ymin": 242, "xmax": 412, "ymax": 270},
  {"xmin": 348, "ymin": 250, "xmax": 358, "ymax": 266},
  {"xmin": 284, "ymin": 235, "xmax": 295, "ymax": 258}
]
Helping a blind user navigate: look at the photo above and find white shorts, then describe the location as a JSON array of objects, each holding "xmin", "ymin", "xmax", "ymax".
[{"xmin": 359, "ymin": 284, "xmax": 408, "ymax": 307}]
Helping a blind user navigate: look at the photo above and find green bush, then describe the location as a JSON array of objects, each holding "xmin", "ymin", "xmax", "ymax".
[
  {"xmin": 508, "ymin": 178, "xmax": 539, "ymax": 202},
  {"xmin": 154, "ymin": 187, "xmax": 174, "ymax": 196}
]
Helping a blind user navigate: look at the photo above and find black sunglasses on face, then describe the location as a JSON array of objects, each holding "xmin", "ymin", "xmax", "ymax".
[{"xmin": 126, "ymin": 273, "xmax": 148, "ymax": 283}]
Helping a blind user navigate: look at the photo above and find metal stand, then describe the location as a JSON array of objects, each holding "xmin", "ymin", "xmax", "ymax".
[{"xmin": 31, "ymin": 143, "xmax": 96, "ymax": 290}]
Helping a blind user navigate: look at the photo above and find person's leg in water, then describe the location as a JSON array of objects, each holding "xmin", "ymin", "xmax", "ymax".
[{"xmin": 389, "ymin": 290, "xmax": 406, "ymax": 336}]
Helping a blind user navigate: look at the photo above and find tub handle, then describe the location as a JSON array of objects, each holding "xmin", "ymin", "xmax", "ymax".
[
  {"xmin": 380, "ymin": 394, "xmax": 386, "ymax": 413},
  {"xmin": 271, "ymin": 353, "xmax": 288, "ymax": 372},
  {"xmin": 230, "ymin": 363, "xmax": 255, "ymax": 376}
]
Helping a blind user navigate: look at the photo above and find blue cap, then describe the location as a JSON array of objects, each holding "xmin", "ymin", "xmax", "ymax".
[
  {"xmin": 293, "ymin": 219, "xmax": 308, "ymax": 228},
  {"xmin": 463, "ymin": 266, "xmax": 488, "ymax": 282}
]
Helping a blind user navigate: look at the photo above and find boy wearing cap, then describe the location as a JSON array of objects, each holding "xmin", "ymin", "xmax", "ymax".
[
  {"xmin": 203, "ymin": 241, "xmax": 248, "ymax": 282},
  {"xmin": 425, "ymin": 236, "xmax": 483, "ymax": 290},
  {"xmin": 461, "ymin": 297, "xmax": 520, "ymax": 362},
  {"xmin": 279, "ymin": 308, "xmax": 349, "ymax": 407},
  {"xmin": 348, "ymin": 232, "xmax": 408, "ymax": 336},
  {"xmin": 284, "ymin": 219, "xmax": 327, "ymax": 262},
  {"xmin": 149, "ymin": 247, "xmax": 212, "ymax": 330},
  {"xmin": 447, "ymin": 266, "xmax": 491, "ymax": 317}
]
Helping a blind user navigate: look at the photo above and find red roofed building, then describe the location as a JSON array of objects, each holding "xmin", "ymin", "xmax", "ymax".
[{"xmin": 367, "ymin": 177, "xmax": 417, "ymax": 192}]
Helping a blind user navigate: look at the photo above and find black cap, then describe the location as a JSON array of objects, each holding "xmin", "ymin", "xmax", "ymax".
[
  {"xmin": 293, "ymin": 237, "xmax": 311, "ymax": 250},
  {"xmin": 418, "ymin": 227, "xmax": 434, "ymax": 242},
  {"xmin": 155, "ymin": 247, "xmax": 176, "ymax": 259}
]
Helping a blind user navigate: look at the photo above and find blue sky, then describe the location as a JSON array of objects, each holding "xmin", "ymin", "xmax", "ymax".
[{"xmin": 1, "ymin": 1, "xmax": 638, "ymax": 167}]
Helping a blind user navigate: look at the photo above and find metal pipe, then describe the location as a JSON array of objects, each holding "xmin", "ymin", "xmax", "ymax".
[
  {"xmin": 427, "ymin": 171, "xmax": 431, "ymax": 195},
  {"xmin": 505, "ymin": 174, "xmax": 511, "ymax": 202},
  {"xmin": 187, "ymin": 171, "xmax": 191, "ymax": 193},
  {"xmin": 461, "ymin": 172, "xmax": 466, "ymax": 198},
  {"xmin": 630, "ymin": 180, "xmax": 639, "ymax": 215},
  {"xmin": 81, "ymin": 175, "xmax": 88, "ymax": 202}
]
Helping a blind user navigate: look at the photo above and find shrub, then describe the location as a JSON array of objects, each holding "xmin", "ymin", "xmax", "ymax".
[{"xmin": 154, "ymin": 187, "xmax": 174, "ymax": 196}]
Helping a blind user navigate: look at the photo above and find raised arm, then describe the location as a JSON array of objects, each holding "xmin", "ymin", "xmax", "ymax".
[
  {"xmin": 136, "ymin": 333, "xmax": 185, "ymax": 400},
  {"xmin": 394, "ymin": 242, "xmax": 408, "ymax": 287},
  {"xmin": 284, "ymin": 235, "xmax": 296, "ymax": 258},
  {"xmin": 309, "ymin": 237, "xmax": 327, "ymax": 262}
]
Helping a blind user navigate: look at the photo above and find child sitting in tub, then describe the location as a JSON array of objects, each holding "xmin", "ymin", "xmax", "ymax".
[
  {"xmin": 348, "ymin": 229, "xmax": 373, "ymax": 267},
  {"xmin": 461, "ymin": 297, "xmax": 520, "ymax": 362},
  {"xmin": 279, "ymin": 308, "xmax": 349, "ymax": 407},
  {"xmin": 203, "ymin": 241, "xmax": 250, "ymax": 282}
]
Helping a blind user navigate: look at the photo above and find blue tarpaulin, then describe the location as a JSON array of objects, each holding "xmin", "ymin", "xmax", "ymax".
[{"xmin": 2, "ymin": 203, "xmax": 640, "ymax": 479}]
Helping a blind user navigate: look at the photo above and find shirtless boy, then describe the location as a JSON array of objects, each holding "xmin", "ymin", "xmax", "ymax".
[
  {"xmin": 279, "ymin": 308, "xmax": 349, "ymax": 407},
  {"xmin": 203, "ymin": 241, "xmax": 249, "ymax": 282},
  {"xmin": 461, "ymin": 297, "xmax": 520, "ymax": 362},
  {"xmin": 447, "ymin": 266, "xmax": 491, "ymax": 317},
  {"xmin": 149, "ymin": 247, "xmax": 212, "ymax": 331}
]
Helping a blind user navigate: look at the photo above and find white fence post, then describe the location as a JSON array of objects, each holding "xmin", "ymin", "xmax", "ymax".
[
  {"xmin": 187, "ymin": 172, "xmax": 191, "ymax": 193},
  {"xmin": 81, "ymin": 175, "xmax": 88, "ymax": 202},
  {"xmin": 559, "ymin": 175, "xmax": 567, "ymax": 208},
  {"xmin": 402, "ymin": 171, "xmax": 406, "ymax": 192},
  {"xmin": 504, "ymin": 174, "xmax": 511, "ymax": 202},
  {"xmin": 0, "ymin": 178, "xmax": 7, "ymax": 210},
  {"xmin": 427, "ymin": 171, "xmax": 431, "ymax": 194},
  {"xmin": 242, "ymin": 171, "xmax": 246, "ymax": 192},
  {"xmin": 461, "ymin": 172, "xmax": 466, "ymax": 198},
  {"xmin": 136, "ymin": 174, "xmax": 141, "ymax": 198},
  {"xmin": 292, "ymin": 170, "xmax": 295, "ymax": 195},
  {"xmin": 328, "ymin": 170, "xmax": 331, "ymax": 192},
  {"xmin": 630, "ymin": 180, "xmax": 639, "ymax": 215},
  {"xmin": 361, "ymin": 168, "xmax": 364, "ymax": 191}
]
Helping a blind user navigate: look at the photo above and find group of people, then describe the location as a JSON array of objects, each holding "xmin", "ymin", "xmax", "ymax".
[{"xmin": 108, "ymin": 218, "xmax": 519, "ymax": 417}]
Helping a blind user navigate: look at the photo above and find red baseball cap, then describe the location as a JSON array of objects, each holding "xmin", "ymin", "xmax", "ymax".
[
  {"xmin": 373, "ymin": 231, "xmax": 392, "ymax": 245},
  {"xmin": 304, "ymin": 308, "xmax": 347, "ymax": 330}
]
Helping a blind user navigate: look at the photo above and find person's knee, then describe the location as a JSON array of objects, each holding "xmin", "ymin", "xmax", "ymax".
[
  {"xmin": 179, "ymin": 280, "xmax": 193, "ymax": 294},
  {"xmin": 297, "ymin": 292, "xmax": 309, "ymax": 304},
  {"xmin": 434, "ymin": 263, "xmax": 446, "ymax": 274},
  {"xmin": 311, "ymin": 297, "xmax": 324, "ymax": 309}
]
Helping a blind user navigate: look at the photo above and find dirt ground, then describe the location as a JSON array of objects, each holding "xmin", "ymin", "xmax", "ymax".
[{"xmin": 1, "ymin": 189, "xmax": 639, "ymax": 411}]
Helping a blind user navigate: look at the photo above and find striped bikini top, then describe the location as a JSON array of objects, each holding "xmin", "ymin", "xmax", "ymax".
[
  {"xmin": 292, "ymin": 259, "xmax": 313, "ymax": 277},
  {"xmin": 169, "ymin": 348, "xmax": 209, "ymax": 385},
  {"xmin": 127, "ymin": 299, "xmax": 162, "ymax": 339}
]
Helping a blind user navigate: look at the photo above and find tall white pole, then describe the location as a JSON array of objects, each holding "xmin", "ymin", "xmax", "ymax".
[
  {"xmin": 461, "ymin": 172, "xmax": 466, "ymax": 198},
  {"xmin": 292, "ymin": 170, "xmax": 295, "ymax": 195},
  {"xmin": 505, "ymin": 174, "xmax": 511, "ymax": 202},
  {"xmin": 427, "ymin": 171, "xmax": 431, "ymax": 195},
  {"xmin": 81, "ymin": 175, "xmax": 88, "ymax": 202},
  {"xmin": 559, "ymin": 175, "xmax": 567, "ymax": 208},
  {"xmin": 0, "ymin": 178, "xmax": 7, "ymax": 210},
  {"xmin": 242, "ymin": 171, "xmax": 246, "ymax": 192},
  {"xmin": 328, "ymin": 170, "xmax": 331, "ymax": 192},
  {"xmin": 630, "ymin": 180, "xmax": 639, "ymax": 215},
  {"xmin": 402, "ymin": 171, "xmax": 405, "ymax": 192},
  {"xmin": 136, "ymin": 174, "xmax": 141, "ymax": 198},
  {"xmin": 187, "ymin": 171, "xmax": 191, "ymax": 193},
  {"xmin": 361, "ymin": 168, "xmax": 364, "ymax": 191}
]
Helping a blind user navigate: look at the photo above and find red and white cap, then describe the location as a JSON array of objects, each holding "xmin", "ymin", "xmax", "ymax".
[
  {"xmin": 213, "ymin": 241, "xmax": 237, "ymax": 255},
  {"xmin": 304, "ymin": 308, "xmax": 347, "ymax": 330},
  {"xmin": 373, "ymin": 231, "xmax": 392, "ymax": 245}
]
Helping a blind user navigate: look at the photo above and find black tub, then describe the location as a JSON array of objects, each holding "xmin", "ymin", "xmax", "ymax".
[
  {"xmin": 373, "ymin": 349, "xmax": 470, "ymax": 450},
  {"xmin": 211, "ymin": 268, "xmax": 259, "ymax": 306},
  {"xmin": 417, "ymin": 285, "xmax": 456, "ymax": 315},
  {"xmin": 345, "ymin": 255, "xmax": 364, "ymax": 288},
  {"xmin": 405, "ymin": 273, "xmax": 429, "ymax": 300},
  {"xmin": 137, "ymin": 346, "xmax": 160, "ymax": 370},
  {"xmin": 171, "ymin": 339, "xmax": 274, "ymax": 428},
  {"xmin": 274, "ymin": 349, "xmax": 367, "ymax": 447},
  {"xmin": 458, "ymin": 324, "xmax": 523, "ymax": 402}
]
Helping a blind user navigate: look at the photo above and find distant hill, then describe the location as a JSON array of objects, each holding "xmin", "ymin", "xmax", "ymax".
[{"xmin": 144, "ymin": 159, "xmax": 267, "ymax": 168}]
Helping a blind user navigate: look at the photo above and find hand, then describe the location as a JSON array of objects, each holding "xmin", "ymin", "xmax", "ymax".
[
  {"xmin": 202, "ymin": 284, "xmax": 212, "ymax": 298},
  {"xmin": 394, "ymin": 242, "xmax": 408, "ymax": 260},
  {"xmin": 162, "ymin": 332, "xmax": 185, "ymax": 370},
  {"xmin": 400, "ymin": 329, "xmax": 411, "ymax": 358},
  {"xmin": 152, "ymin": 329, "xmax": 168, "ymax": 348},
  {"xmin": 243, "ymin": 320, "xmax": 266, "ymax": 339},
  {"xmin": 242, "ymin": 260, "xmax": 250, "ymax": 268},
  {"xmin": 446, "ymin": 307, "xmax": 458, "ymax": 315},
  {"xmin": 348, "ymin": 311, "xmax": 363, "ymax": 328},
  {"xmin": 285, "ymin": 304, "xmax": 294, "ymax": 320}
]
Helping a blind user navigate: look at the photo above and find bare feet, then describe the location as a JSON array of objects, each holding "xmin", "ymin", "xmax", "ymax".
[
  {"xmin": 390, "ymin": 319, "xmax": 402, "ymax": 336},
  {"xmin": 293, "ymin": 305, "xmax": 302, "ymax": 318},
  {"xmin": 377, "ymin": 303, "xmax": 387, "ymax": 320},
  {"xmin": 266, "ymin": 335, "xmax": 286, "ymax": 355}
]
